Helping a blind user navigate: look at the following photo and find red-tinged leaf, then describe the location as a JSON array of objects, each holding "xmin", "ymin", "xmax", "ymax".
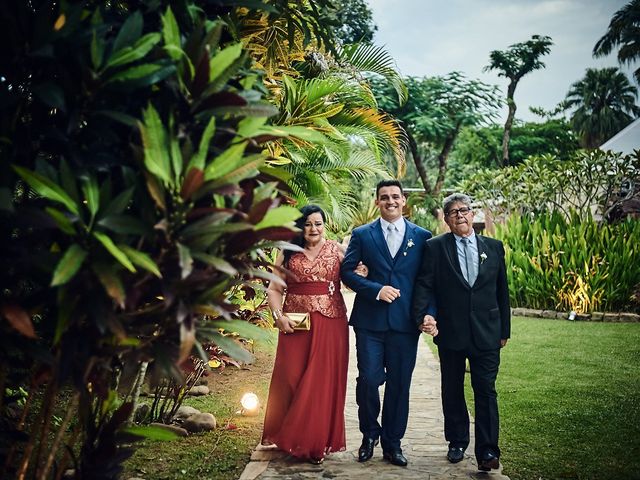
[
  {"xmin": 92, "ymin": 263, "xmax": 126, "ymax": 308},
  {"xmin": 144, "ymin": 172, "xmax": 166, "ymax": 211},
  {"xmin": 180, "ymin": 168, "xmax": 204, "ymax": 200},
  {"xmin": 190, "ymin": 51, "xmax": 211, "ymax": 98},
  {"xmin": 193, "ymin": 91, "xmax": 247, "ymax": 113},
  {"xmin": 1, "ymin": 304, "xmax": 37, "ymax": 338},
  {"xmin": 247, "ymin": 198, "xmax": 276, "ymax": 224},
  {"xmin": 224, "ymin": 423, "xmax": 237, "ymax": 430},
  {"xmin": 51, "ymin": 244, "xmax": 88, "ymax": 286}
]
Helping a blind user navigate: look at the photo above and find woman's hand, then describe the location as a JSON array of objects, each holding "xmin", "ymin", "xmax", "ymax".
[
  {"xmin": 355, "ymin": 261, "xmax": 369, "ymax": 277},
  {"xmin": 275, "ymin": 315, "xmax": 296, "ymax": 334}
]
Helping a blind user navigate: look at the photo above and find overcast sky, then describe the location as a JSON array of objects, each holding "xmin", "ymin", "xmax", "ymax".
[{"xmin": 368, "ymin": 0, "xmax": 637, "ymax": 122}]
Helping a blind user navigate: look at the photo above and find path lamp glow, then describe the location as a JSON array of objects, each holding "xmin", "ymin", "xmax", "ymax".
[{"xmin": 240, "ymin": 392, "xmax": 260, "ymax": 416}]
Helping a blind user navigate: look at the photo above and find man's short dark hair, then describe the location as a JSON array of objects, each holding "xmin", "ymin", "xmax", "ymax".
[{"xmin": 376, "ymin": 179, "xmax": 404, "ymax": 198}]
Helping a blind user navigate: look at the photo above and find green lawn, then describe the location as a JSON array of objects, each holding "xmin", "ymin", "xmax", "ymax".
[{"xmin": 444, "ymin": 317, "xmax": 640, "ymax": 480}]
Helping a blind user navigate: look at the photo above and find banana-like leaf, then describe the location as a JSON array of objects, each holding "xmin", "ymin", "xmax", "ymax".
[
  {"xmin": 51, "ymin": 244, "xmax": 87, "ymax": 286},
  {"xmin": 93, "ymin": 231, "xmax": 136, "ymax": 273},
  {"xmin": 13, "ymin": 166, "xmax": 79, "ymax": 215}
]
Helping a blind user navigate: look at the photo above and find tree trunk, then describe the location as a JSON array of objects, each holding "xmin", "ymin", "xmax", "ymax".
[
  {"xmin": 433, "ymin": 125, "xmax": 461, "ymax": 196},
  {"xmin": 127, "ymin": 361, "xmax": 149, "ymax": 426},
  {"xmin": 406, "ymin": 129, "xmax": 433, "ymax": 194},
  {"xmin": 501, "ymin": 80, "xmax": 518, "ymax": 167}
]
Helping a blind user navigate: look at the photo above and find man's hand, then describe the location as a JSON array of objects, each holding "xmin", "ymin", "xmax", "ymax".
[
  {"xmin": 420, "ymin": 314, "xmax": 438, "ymax": 337},
  {"xmin": 500, "ymin": 339, "xmax": 508, "ymax": 347},
  {"xmin": 354, "ymin": 261, "xmax": 369, "ymax": 277},
  {"xmin": 378, "ymin": 285, "xmax": 401, "ymax": 303}
]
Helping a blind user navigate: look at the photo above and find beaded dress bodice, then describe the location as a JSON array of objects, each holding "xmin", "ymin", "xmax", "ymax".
[{"xmin": 283, "ymin": 240, "xmax": 347, "ymax": 318}]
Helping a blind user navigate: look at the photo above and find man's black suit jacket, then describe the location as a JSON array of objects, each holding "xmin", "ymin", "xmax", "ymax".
[{"xmin": 412, "ymin": 233, "xmax": 511, "ymax": 351}]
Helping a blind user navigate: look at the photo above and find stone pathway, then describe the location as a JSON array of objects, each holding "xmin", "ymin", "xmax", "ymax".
[{"xmin": 239, "ymin": 291, "xmax": 510, "ymax": 480}]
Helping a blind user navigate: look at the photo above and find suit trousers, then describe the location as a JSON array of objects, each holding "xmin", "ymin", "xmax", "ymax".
[
  {"xmin": 438, "ymin": 345, "xmax": 501, "ymax": 460},
  {"xmin": 354, "ymin": 328, "xmax": 419, "ymax": 452}
]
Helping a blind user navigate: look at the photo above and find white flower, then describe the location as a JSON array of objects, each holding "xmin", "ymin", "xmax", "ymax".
[
  {"xmin": 407, "ymin": 239, "xmax": 415, "ymax": 248},
  {"xmin": 480, "ymin": 252, "xmax": 488, "ymax": 264}
]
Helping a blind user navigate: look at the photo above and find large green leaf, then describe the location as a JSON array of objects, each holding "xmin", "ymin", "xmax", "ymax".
[
  {"xmin": 81, "ymin": 175, "xmax": 100, "ymax": 224},
  {"xmin": 112, "ymin": 10, "xmax": 143, "ymax": 54},
  {"xmin": 45, "ymin": 207, "xmax": 76, "ymax": 234},
  {"xmin": 139, "ymin": 104, "xmax": 172, "ymax": 187},
  {"xmin": 209, "ymin": 43, "xmax": 243, "ymax": 83},
  {"xmin": 93, "ymin": 231, "xmax": 136, "ymax": 273},
  {"xmin": 254, "ymin": 205, "xmax": 301, "ymax": 230},
  {"xmin": 198, "ymin": 330, "xmax": 255, "ymax": 364},
  {"xmin": 161, "ymin": 7, "xmax": 182, "ymax": 61},
  {"xmin": 105, "ymin": 33, "xmax": 161, "ymax": 69},
  {"xmin": 97, "ymin": 214, "xmax": 148, "ymax": 235},
  {"xmin": 190, "ymin": 252, "xmax": 238, "ymax": 275},
  {"xmin": 13, "ymin": 166, "xmax": 79, "ymax": 215},
  {"xmin": 101, "ymin": 187, "xmax": 134, "ymax": 217},
  {"xmin": 207, "ymin": 319, "xmax": 274, "ymax": 345},
  {"xmin": 119, "ymin": 245, "xmax": 162, "ymax": 278},
  {"xmin": 51, "ymin": 244, "xmax": 87, "ymax": 286},
  {"xmin": 203, "ymin": 142, "xmax": 247, "ymax": 181},
  {"xmin": 187, "ymin": 116, "xmax": 216, "ymax": 172}
]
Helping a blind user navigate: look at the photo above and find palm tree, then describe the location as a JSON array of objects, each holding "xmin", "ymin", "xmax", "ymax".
[
  {"xmin": 564, "ymin": 67, "xmax": 640, "ymax": 148},
  {"xmin": 484, "ymin": 35, "xmax": 553, "ymax": 167},
  {"xmin": 593, "ymin": 0, "xmax": 640, "ymax": 83}
]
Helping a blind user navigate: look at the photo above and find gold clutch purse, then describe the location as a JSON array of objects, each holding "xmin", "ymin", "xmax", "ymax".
[{"xmin": 287, "ymin": 312, "xmax": 311, "ymax": 331}]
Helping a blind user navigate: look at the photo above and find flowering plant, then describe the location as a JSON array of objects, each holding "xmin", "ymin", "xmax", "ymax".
[{"xmin": 480, "ymin": 252, "xmax": 488, "ymax": 264}]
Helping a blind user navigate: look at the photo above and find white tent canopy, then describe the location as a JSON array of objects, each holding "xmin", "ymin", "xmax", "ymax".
[{"xmin": 600, "ymin": 118, "xmax": 640, "ymax": 154}]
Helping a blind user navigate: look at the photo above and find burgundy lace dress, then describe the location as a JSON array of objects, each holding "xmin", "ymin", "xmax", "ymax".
[{"xmin": 262, "ymin": 240, "xmax": 349, "ymax": 459}]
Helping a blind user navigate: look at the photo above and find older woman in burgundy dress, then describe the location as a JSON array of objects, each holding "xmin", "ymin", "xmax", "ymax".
[{"xmin": 262, "ymin": 205, "xmax": 359, "ymax": 464}]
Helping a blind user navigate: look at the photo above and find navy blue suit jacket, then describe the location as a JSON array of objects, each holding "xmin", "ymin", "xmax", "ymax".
[{"xmin": 341, "ymin": 218, "xmax": 433, "ymax": 333}]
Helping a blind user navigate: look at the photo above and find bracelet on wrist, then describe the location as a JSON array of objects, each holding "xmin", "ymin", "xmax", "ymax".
[{"xmin": 272, "ymin": 308, "xmax": 283, "ymax": 321}]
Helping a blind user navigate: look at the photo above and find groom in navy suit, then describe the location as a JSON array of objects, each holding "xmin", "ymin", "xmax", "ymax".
[{"xmin": 341, "ymin": 180, "xmax": 434, "ymax": 467}]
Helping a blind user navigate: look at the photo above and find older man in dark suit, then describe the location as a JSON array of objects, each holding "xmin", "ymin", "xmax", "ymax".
[{"xmin": 412, "ymin": 192, "xmax": 510, "ymax": 472}]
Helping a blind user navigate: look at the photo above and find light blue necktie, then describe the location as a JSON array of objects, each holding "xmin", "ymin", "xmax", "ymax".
[
  {"xmin": 462, "ymin": 237, "xmax": 477, "ymax": 286},
  {"xmin": 387, "ymin": 224, "xmax": 400, "ymax": 257}
]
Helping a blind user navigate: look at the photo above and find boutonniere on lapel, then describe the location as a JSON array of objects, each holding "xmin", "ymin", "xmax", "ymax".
[
  {"xmin": 480, "ymin": 252, "xmax": 488, "ymax": 264},
  {"xmin": 403, "ymin": 239, "xmax": 415, "ymax": 256}
]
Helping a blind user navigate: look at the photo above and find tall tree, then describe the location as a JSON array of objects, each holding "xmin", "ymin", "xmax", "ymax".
[
  {"xmin": 564, "ymin": 67, "xmax": 640, "ymax": 148},
  {"xmin": 484, "ymin": 35, "xmax": 553, "ymax": 167},
  {"xmin": 593, "ymin": 0, "xmax": 640, "ymax": 83},
  {"xmin": 331, "ymin": 0, "xmax": 378, "ymax": 44},
  {"xmin": 374, "ymin": 73, "xmax": 501, "ymax": 197}
]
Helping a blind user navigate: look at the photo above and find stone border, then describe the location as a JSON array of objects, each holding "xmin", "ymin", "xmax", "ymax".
[{"xmin": 512, "ymin": 308, "xmax": 640, "ymax": 322}]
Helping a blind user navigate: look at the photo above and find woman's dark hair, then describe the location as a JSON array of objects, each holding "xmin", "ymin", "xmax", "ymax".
[{"xmin": 283, "ymin": 204, "xmax": 326, "ymax": 267}]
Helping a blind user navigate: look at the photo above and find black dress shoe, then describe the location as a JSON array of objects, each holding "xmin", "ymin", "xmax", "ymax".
[
  {"xmin": 478, "ymin": 452, "xmax": 500, "ymax": 471},
  {"xmin": 383, "ymin": 450, "xmax": 408, "ymax": 467},
  {"xmin": 357, "ymin": 437, "xmax": 379, "ymax": 462},
  {"xmin": 447, "ymin": 446, "xmax": 465, "ymax": 463}
]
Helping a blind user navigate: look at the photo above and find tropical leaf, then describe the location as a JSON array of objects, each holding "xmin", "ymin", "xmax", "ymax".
[
  {"xmin": 51, "ymin": 244, "xmax": 88, "ymax": 286},
  {"xmin": 93, "ymin": 231, "xmax": 136, "ymax": 273},
  {"xmin": 13, "ymin": 166, "xmax": 79, "ymax": 215},
  {"xmin": 254, "ymin": 205, "xmax": 301, "ymax": 230},
  {"xmin": 119, "ymin": 245, "xmax": 162, "ymax": 278},
  {"xmin": 105, "ymin": 33, "xmax": 161, "ymax": 69},
  {"xmin": 139, "ymin": 104, "xmax": 172, "ymax": 187}
]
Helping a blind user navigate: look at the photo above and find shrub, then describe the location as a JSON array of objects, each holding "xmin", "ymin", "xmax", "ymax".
[{"xmin": 495, "ymin": 211, "xmax": 640, "ymax": 313}]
